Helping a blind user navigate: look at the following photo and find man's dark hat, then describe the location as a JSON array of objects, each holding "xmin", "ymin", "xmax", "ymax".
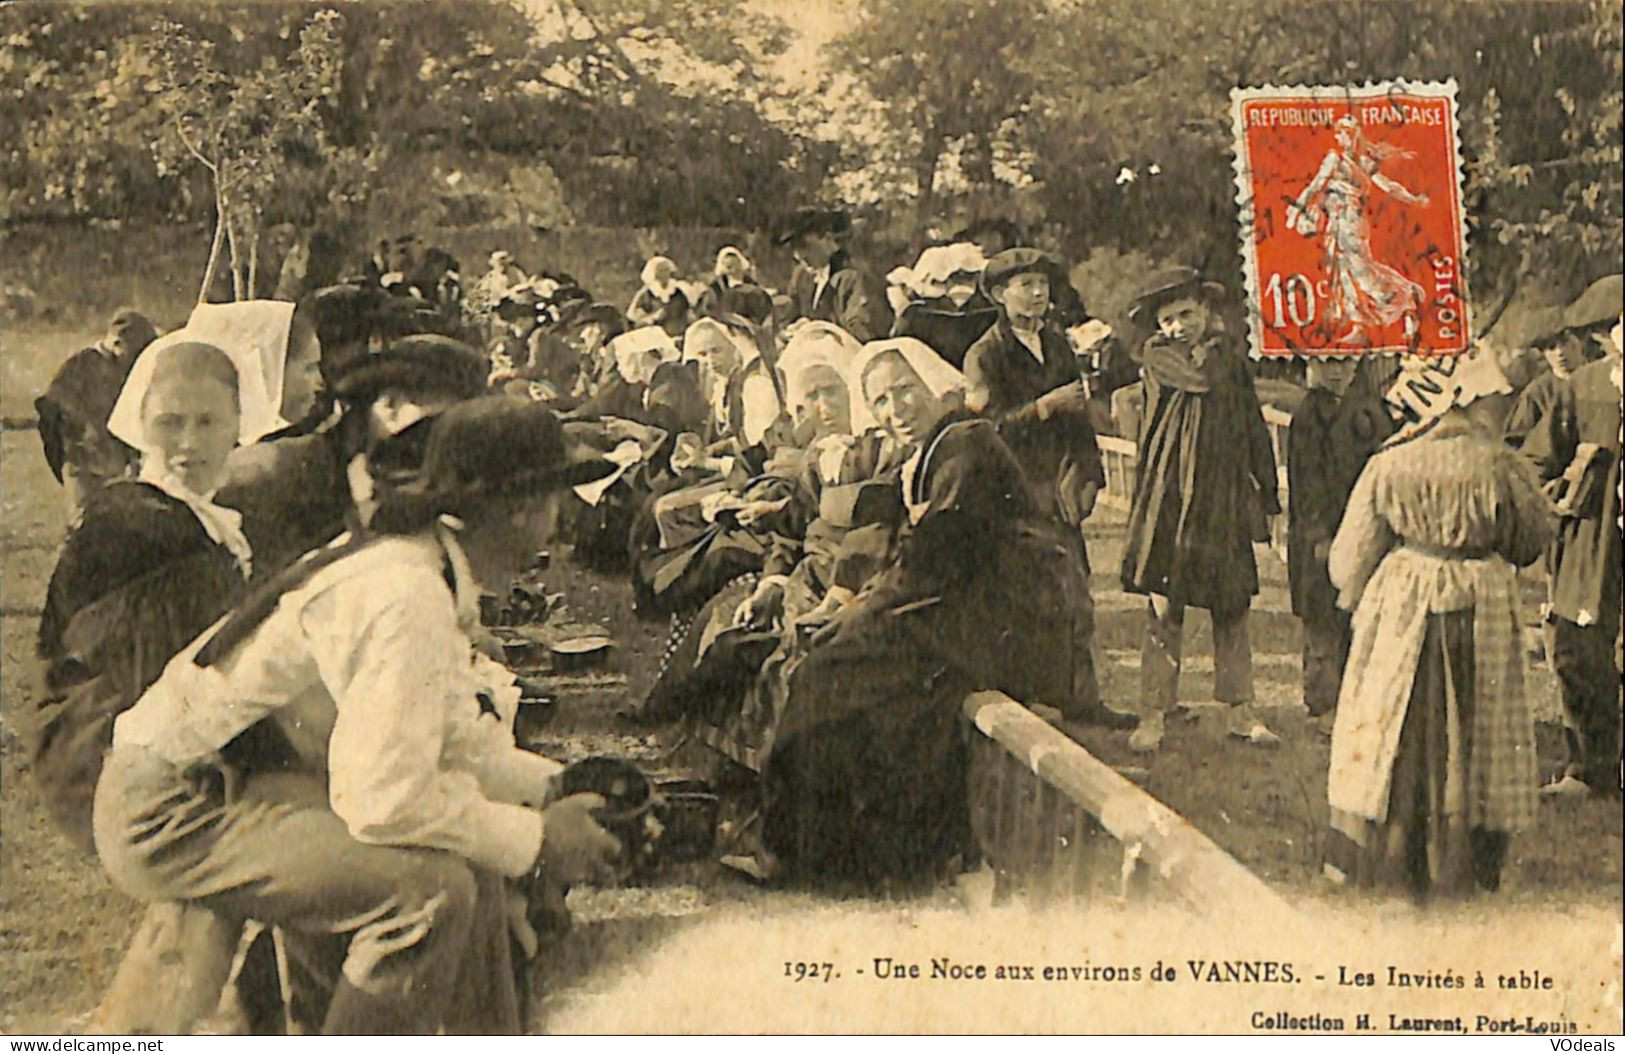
[
  {"xmin": 571, "ymin": 302, "xmax": 628, "ymax": 333},
  {"xmin": 107, "ymin": 308, "xmax": 158, "ymax": 356},
  {"xmin": 310, "ymin": 284, "xmax": 380, "ymax": 348},
  {"xmin": 773, "ymin": 207, "xmax": 852, "ymax": 247},
  {"xmin": 386, "ymin": 396, "xmax": 616, "ymax": 519},
  {"xmin": 1518, "ymin": 273, "xmax": 1623, "ymax": 347},
  {"xmin": 953, "ymin": 217, "xmax": 1023, "ymax": 248},
  {"xmin": 329, "ymin": 334, "xmax": 489, "ymax": 402},
  {"xmin": 980, "ymin": 248, "xmax": 1065, "ymax": 297},
  {"xmin": 1127, "ymin": 266, "xmax": 1227, "ymax": 323},
  {"xmin": 730, "ymin": 283, "xmax": 775, "ymax": 325}
]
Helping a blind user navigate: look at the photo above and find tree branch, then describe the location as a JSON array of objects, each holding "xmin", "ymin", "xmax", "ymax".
[
  {"xmin": 174, "ymin": 118, "xmax": 217, "ymax": 175},
  {"xmin": 535, "ymin": 71, "xmax": 596, "ymax": 102}
]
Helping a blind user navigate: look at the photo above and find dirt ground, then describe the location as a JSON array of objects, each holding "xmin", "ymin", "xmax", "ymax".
[{"xmin": 1, "ymin": 324, "xmax": 1620, "ymax": 1033}]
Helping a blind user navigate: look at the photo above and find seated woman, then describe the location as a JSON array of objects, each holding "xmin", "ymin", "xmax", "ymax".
[
  {"xmin": 694, "ymin": 246, "xmax": 757, "ymax": 321},
  {"xmin": 889, "ymin": 242, "xmax": 998, "ymax": 369},
  {"xmin": 569, "ymin": 326, "xmax": 681, "ymax": 423},
  {"xmin": 92, "ymin": 397, "xmax": 622, "ymax": 1034},
  {"xmin": 563, "ymin": 302, "xmax": 630, "ymax": 404},
  {"xmin": 32, "ymin": 334, "xmax": 286, "ymax": 1033},
  {"xmin": 626, "ymin": 255, "xmax": 692, "ymax": 337},
  {"xmin": 635, "ymin": 325, "xmax": 893, "ymax": 706},
  {"xmin": 630, "ymin": 323, "xmax": 874, "ymax": 617},
  {"xmin": 682, "ymin": 315, "xmax": 784, "ymax": 447},
  {"xmin": 696, "ymin": 339, "xmax": 1094, "ymax": 889},
  {"xmin": 618, "ymin": 317, "xmax": 785, "ymax": 596},
  {"xmin": 563, "ymin": 326, "xmax": 702, "ymax": 571},
  {"xmin": 34, "ymin": 335, "xmax": 282, "ymax": 847}
]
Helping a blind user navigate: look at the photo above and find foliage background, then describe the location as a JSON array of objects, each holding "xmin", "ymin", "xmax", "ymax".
[{"xmin": 0, "ymin": 0, "xmax": 1619, "ymax": 316}]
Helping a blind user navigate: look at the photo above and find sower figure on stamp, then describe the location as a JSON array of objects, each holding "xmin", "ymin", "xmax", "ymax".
[
  {"xmin": 1118, "ymin": 268, "xmax": 1281, "ymax": 753},
  {"xmin": 1522, "ymin": 309, "xmax": 1623, "ymax": 799},
  {"xmin": 92, "ymin": 397, "xmax": 623, "ymax": 1034},
  {"xmin": 1286, "ymin": 115, "xmax": 1428, "ymax": 345},
  {"xmin": 1287, "ymin": 357, "xmax": 1393, "ymax": 735}
]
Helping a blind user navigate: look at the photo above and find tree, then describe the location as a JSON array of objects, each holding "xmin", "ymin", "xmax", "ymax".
[
  {"xmin": 827, "ymin": 0, "xmax": 1050, "ymax": 229},
  {"xmin": 148, "ymin": 10, "xmax": 348, "ymax": 301},
  {"xmin": 514, "ymin": 0, "xmax": 830, "ymax": 227}
]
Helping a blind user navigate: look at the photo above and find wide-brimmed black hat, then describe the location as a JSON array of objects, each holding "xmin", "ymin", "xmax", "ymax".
[
  {"xmin": 569, "ymin": 302, "xmax": 629, "ymax": 334},
  {"xmin": 329, "ymin": 334, "xmax": 489, "ymax": 402},
  {"xmin": 980, "ymin": 247, "xmax": 1065, "ymax": 298},
  {"xmin": 773, "ymin": 207, "xmax": 852, "ymax": 247},
  {"xmin": 310, "ymin": 284, "xmax": 381, "ymax": 346},
  {"xmin": 1563, "ymin": 273, "xmax": 1622, "ymax": 332},
  {"xmin": 1127, "ymin": 266, "xmax": 1226, "ymax": 323},
  {"xmin": 379, "ymin": 396, "xmax": 615, "ymax": 523},
  {"xmin": 952, "ymin": 217, "xmax": 1023, "ymax": 250}
]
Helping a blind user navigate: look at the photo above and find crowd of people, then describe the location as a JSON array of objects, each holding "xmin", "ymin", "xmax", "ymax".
[{"xmin": 22, "ymin": 202, "xmax": 1622, "ymax": 1032}]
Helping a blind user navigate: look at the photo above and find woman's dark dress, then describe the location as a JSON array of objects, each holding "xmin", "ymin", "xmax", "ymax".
[
  {"xmin": 760, "ymin": 412, "xmax": 1092, "ymax": 885},
  {"xmin": 628, "ymin": 287, "xmax": 692, "ymax": 338},
  {"xmin": 32, "ymin": 482, "xmax": 247, "ymax": 850},
  {"xmin": 892, "ymin": 296, "xmax": 999, "ymax": 369}
]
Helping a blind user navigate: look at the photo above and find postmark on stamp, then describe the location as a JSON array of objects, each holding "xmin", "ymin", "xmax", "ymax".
[{"xmin": 1230, "ymin": 79, "xmax": 1469, "ymax": 359}]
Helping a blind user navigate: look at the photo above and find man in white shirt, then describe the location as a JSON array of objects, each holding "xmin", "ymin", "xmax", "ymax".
[{"xmin": 93, "ymin": 397, "xmax": 622, "ymax": 1034}]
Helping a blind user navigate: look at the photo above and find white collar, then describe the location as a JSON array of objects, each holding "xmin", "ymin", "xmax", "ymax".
[{"xmin": 139, "ymin": 460, "xmax": 253, "ymax": 579}]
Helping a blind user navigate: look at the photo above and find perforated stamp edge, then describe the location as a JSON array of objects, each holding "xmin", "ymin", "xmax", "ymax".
[{"xmin": 1227, "ymin": 78, "xmax": 1470, "ymax": 361}]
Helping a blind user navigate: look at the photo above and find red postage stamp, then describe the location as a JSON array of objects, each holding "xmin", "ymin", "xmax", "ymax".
[{"xmin": 1229, "ymin": 79, "xmax": 1469, "ymax": 359}]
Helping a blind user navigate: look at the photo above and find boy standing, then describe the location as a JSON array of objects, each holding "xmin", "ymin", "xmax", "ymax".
[
  {"xmin": 1287, "ymin": 357, "xmax": 1392, "ymax": 733},
  {"xmin": 1119, "ymin": 268, "xmax": 1280, "ymax": 752}
]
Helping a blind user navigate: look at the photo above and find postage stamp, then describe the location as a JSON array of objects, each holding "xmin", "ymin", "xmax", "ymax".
[{"xmin": 1230, "ymin": 79, "xmax": 1470, "ymax": 359}]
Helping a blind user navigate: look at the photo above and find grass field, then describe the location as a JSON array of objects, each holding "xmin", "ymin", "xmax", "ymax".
[{"xmin": 1, "ymin": 284, "xmax": 1619, "ymax": 1033}]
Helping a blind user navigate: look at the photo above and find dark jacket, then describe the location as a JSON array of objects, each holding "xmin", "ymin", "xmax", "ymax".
[
  {"xmin": 1286, "ymin": 386, "xmax": 1391, "ymax": 618},
  {"xmin": 216, "ymin": 430, "xmax": 351, "ymax": 580},
  {"xmin": 1503, "ymin": 370, "xmax": 1566, "ymax": 452},
  {"xmin": 33, "ymin": 482, "xmax": 248, "ymax": 849},
  {"xmin": 962, "ymin": 318, "xmax": 1104, "ymax": 528},
  {"xmin": 35, "ymin": 346, "xmax": 136, "ymax": 486},
  {"xmin": 1520, "ymin": 357, "xmax": 1622, "ymax": 631},
  {"xmin": 1119, "ymin": 333, "xmax": 1280, "ymax": 613},
  {"xmin": 891, "ymin": 297, "xmax": 999, "ymax": 369},
  {"xmin": 787, "ymin": 252, "xmax": 883, "ymax": 341}
]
